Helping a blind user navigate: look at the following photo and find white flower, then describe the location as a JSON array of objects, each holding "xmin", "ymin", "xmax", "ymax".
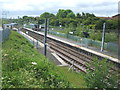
[
  {"xmin": 4, "ymin": 54, "xmax": 8, "ymax": 56},
  {"xmin": 32, "ymin": 62, "xmax": 37, "ymax": 65}
]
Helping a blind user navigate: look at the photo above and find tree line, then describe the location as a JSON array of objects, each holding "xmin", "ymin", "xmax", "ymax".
[{"xmin": 20, "ymin": 9, "xmax": 118, "ymax": 31}]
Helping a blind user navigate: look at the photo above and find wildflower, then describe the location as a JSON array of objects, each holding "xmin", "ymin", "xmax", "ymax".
[
  {"xmin": 4, "ymin": 54, "xmax": 8, "ymax": 56},
  {"xmin": 32, "ymin": 62, "xmax": 37, "ymax": 65}
]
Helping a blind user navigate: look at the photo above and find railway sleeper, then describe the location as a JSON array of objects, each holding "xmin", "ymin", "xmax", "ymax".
[
  {"xmin": 49, "ymin": 45, "xmax": 87, "ymax": 67},
  {"xmin": 48, "ymin": 41, "xmax": 92, "ymax": 61},
  {"xmin": 49, "ymin": 43, "xmax": 89, "ymax": 64},
  {"xmin": 56, "ymin": 52, "xmax": 86, "ymax": 73},
  {"xmin": 49, "ymin": 42, "xmax": 91, "ymax": 63}
]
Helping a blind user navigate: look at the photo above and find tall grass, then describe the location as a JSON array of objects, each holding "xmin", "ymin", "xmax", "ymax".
[{"xmin": 2, "ymin": 31, "xmax": 71, "ymax": 88}]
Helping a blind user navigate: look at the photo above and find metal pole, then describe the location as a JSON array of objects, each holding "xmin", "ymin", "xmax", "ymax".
[
  {"xmin": 44, "ymin": 18, "xmax": 48, "ymax": 56},
  {"xmin": 36, "ymin": 21, "xmax": 39, "ymax": 48},
  {"xmin": 47, "ymin": 19, "xmax": 49, "ymax": 32},
  {"xmin": 101, "ymin": 23, "xmax": 106, "ymax": 52}
]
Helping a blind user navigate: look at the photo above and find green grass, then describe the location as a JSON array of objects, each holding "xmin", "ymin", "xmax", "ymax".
[
  {"xmin": 2, "ymin": 31, "xmax": 86, "ymax": 88},
  {"xmin": 57, "ymin": 67, "xmax": 86, "ymax": 88}
]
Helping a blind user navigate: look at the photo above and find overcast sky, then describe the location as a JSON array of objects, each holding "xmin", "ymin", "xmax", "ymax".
[{"xmin": 0, "ymin": 0, "xmax": 119, "ymax": 18}]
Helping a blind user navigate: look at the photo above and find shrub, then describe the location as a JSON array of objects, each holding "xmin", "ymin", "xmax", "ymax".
[{"xmin": 85, "ymin": 57, "xmax": 118, "ymax": 88}]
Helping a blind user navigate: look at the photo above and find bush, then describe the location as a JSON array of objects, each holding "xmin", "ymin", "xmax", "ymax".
[
  {"xmin": 105, "ymin": 32, "xmax": 118, "ymax": 43},
  {"xmin": 85, "ymin": 57, "xmax": 118, "ymax": 88}
]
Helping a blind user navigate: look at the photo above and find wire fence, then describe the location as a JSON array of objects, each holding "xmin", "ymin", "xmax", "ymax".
[
  {"xmin": 48, "ymin": 31, "xmax": 118, "ymax": 53},
  {"xmin": 24, "ymin": 25, "xmax": 118, "ymax": 53}
]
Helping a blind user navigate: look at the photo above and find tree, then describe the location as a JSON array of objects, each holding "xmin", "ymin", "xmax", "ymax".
[
  {"xmin": 75, "ymin": 24, "xmax": 84, "ymax": 37},
  {"xmin": 40, "ymin": 12, "xmax": 55, "ymax": 19},
  {"xmin": 95, "ymin": 19, "xmax": 106, "ymax": 29},
  {"xmin": 83, "ymin": 17, "xmax": 92, "ymax": 25},
  {"xmin": 23, "ymin": 16, "xmax": 28, "ymax": 20},
  {"xmin": 76, "ymin": 13, "xmax": 81, "ymax": 18},
  {"xmin": 82, "ymin": 12, "xmax": 86, "ymax": 19},
  {"xmin": 68, "ymin": 22, "xmax": 76, "ymax": 32},
  {"xmin": 56, "ymin": 9, "xmax": 74, "ymax": 18},
  {"xmin": 106, "ymin": 19, "xmax": 118, "ymax": 30},
  {"xmin": 66, "ymin": 12, "xmax": 75, "ymax": 18},
  {"xmin": 56, "ymin": 9, "xmax": 67, "ymax": 18},
  {"xmin": 86, "ymin": 13, "xmax": 95, "ymax": 18},
  {"xmin": 22, "ymin": 16, "xmax": 29, "ymax": 22},
  {"xmin": 50, "ymin": 19, "xmax": 59, "ymax": 26},
  {"xmin": 65, "ymin": 9, "xmax": 73, "ymax": 14}
]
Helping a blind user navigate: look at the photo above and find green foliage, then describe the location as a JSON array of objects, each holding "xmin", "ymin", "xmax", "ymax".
[
  {"xmin": 95, "ymin": 19, "xmax": 106, "ymax": 29},
  {"xmin": 11, "ymin": 9, "xmax": 118, "ymax": 30},
  {"xmin": 76, "ymin": 13, "xmax": 82, "ymax": 18},
  {"xmin": 85, "ymin": 57, "xmax": 118, "ymax": 88},
  {"xmin": 89, "ymin": 31, "xmax": 102, "ymax": 41},
  {"xmin": 50, "ymin": 18, "xmax": 59, "ymax": 26},
  {"xmin": 106, "ymin": 19, "xmax": 118, "ymax": 29},
  {"xmin": 88, "ymin": 24, "xmax": 96, "ymax": 30},
  {"xmin": 2, "ymin": 31, "xmax": 71, "ymax": 88},
  {"xmin": 66, "ymin": 12, "xmax": 75, "ymax": 18},
  {"xmin": 23, "ymin": 16, "xmax": 28, "ymax": 20},
  {"xmin": 105, "ymin": 32, "xmax": 118, "ymax": 42},
  {"xmin": 40, "ymin": 12, "xmax": 55, "ymax": 19},
  {"xmin": 10, "ymin": 9, "xmax": 118, "ymax": 43},
  {"xmin": 56, "ymin": 9, "xmax": 73, "ymax": 18},
  {"xmin": 76, "ymin": 24, "xmax": 84, "ymax": 37}
]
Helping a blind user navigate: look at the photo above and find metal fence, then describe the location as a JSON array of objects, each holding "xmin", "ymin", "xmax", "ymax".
[
  {"xmin": 48, "ymin": 31, "xmax": 118, "ymax": 53},
  {"xmin": 24, "ymin": 25, "xmax": 118, "ymax": 53},
  {"xmin": 0, "ymin": 28, "xmax": 10, "ymax": 43}
]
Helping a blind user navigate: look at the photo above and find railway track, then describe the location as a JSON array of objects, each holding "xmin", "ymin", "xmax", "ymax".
[
  {"xmin": 21, "ymin": 28, "xmax": 93, "ymax": 72},
  {"xmin": 21, "ymin": 28, "xmax": 120, "ymax": 86}
]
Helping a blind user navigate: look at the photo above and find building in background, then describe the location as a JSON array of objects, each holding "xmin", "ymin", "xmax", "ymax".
[
  {"xmin": 97, "ymin": 14, "xmax": 120, "ymax": 20},
  {"xmin": 112, "ymin": 14, "xmax": 120, "ymax": 19}
]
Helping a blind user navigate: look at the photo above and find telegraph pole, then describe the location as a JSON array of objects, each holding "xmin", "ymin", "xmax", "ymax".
[
  {"xmin": 44, "ymin": 18, "xmax": 48, "ymax": 56},
  {"xmin": 101, "ymin": 23, "xmax": 106, "ymax": 52}
]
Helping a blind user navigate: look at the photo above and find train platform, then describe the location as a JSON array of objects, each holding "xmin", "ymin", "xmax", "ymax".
[
  {"xmin": 31, "ymin": 29, "xmax": 118, "ymax": 59},
  {"xmin": 47, "ymin": 32, "xmax": 118, "ymax": 59}
]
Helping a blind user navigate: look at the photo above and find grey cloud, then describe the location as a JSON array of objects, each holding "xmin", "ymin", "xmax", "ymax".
[{"xmin": 1, "ymin": 0, "xmax": 118, "ymax": 18}]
